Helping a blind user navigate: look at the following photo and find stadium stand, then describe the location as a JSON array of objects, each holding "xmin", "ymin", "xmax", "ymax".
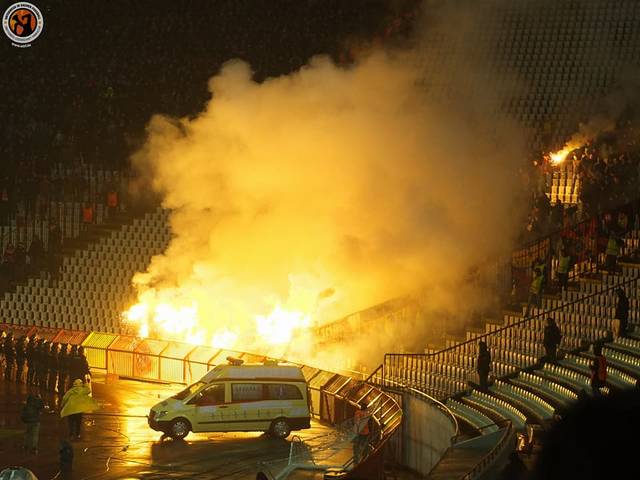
[
  {"xmin": 2, "ymin": 0, "xmax": 640, "ymax": 477},
  {"xmin": 0, "ymin": 208, "xmax": 170, "ymax": 332}
]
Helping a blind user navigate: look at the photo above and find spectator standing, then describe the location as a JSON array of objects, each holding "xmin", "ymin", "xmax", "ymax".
[
  {"xmin": 543, "ymin": 317, "xmax": 562, "ymax": 361},
  {"xmin": 556, "ymin": 248, "xmax": 572, "ymax": 292},
  {"xmin": 106, "ymin": 188, "xmax": 118, "ymax": 219},
  {"xmin": 613, "ymin": 288, "xmax": 630, "ymax": 339},
  {"xmin": 605, "ymin": 232, "xmax": 622, "ymax": 273},
  {"xmin": 525, "ymin": 266, "xmax": 544, "ymax": 317},
  {"xmin": 477, "ymin": 341, "xmax": 491, "ymax": 392},
  {"xmin": 60, "ymin": 379, "xmax": 99, "ymax": 440},
  {"xmin": 550, "ymin": 198, "xmax": 563, "ymax": 230},
  {"xmin": 21, "ymin": 393, "xmax": 45, "ymax": 455},
  {"xmin": 81, "ymin": 202, "xmax": 93, "ymax": 233},
  {"xmin": 589, "ymin": 344, "xmax": 607, "ymax": 396}
]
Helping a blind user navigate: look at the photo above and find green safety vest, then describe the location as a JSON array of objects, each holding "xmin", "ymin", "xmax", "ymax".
[
  {"xmin": 606, "ymin": 237, "xmax": 620, "ymax": 256},
  {"xmin": 558, "ymin": 255, "xmax": 571, "ymax": 274},
  {"xmin": 530, "ymin": 275, "xmax": 543, "ymax": 294}
]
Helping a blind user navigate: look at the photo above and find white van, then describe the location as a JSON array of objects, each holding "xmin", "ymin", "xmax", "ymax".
[{"xmin": 148, "ymin": 359, "xmax": 311, "ymax": 439}]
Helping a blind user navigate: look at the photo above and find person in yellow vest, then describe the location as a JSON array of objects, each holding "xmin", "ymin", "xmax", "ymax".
[
  {"xmin": 352, "ymin": 402, "xmax": 372, "ymax": 464},
  {"xmin": 60, "ymin": 379, "xmax": 99, "ymax": 440},
  {"xmin": 525, "ymin": 267, "xmax": 544, "ymax": 317},
  {"xmin": 556, "ymin": 249, "xmax": 572, "ymax": 292},
  {"xmin": 605, "ymin": 233, "xmax": 622, "ymax": 273}
]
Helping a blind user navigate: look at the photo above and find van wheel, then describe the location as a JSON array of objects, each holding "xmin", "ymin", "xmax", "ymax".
[
  {"xmin": 270, "ymin": 418, "xmax": 291, "ymax": 439},
  {"xmin": 168, "ymin": 418, "xmax": 191, "ymax": 440}
]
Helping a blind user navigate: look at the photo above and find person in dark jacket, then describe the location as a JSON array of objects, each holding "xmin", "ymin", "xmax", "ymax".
[
  {"xmin": 543, "ymin": 317, "xmax": 562, "ymax": 361},
  {"xmin": 58, "ymin": 344, "xmax": 69, "ymax": 394},
  {"xmin": 25, "ymin": 334, "xmax": 37, "ymax": 385},
  {"xmin": 589, "ymin": 343, "xmax": 607, "ymax": 396},
  {"xmin": 614, "ymin": 288, "xmax": 630, "ymax": 338},
  {"xmin": 21, "ymin": 393, "xmax": 45, "ymax": 454},
  {"xmin": 35, "ymin": 340, "xmax": 48, "ymax": 388},
  {"xmin": 15, "ymin": 336, "xmax": 26, "ymax": 383},
  {"xmin": 477, "ymin": 341, "xmax": 491, "ymax": 392},
  {"xmin": 48, "ymin": 343, "xmax": 59, "ymax": 392},
  {"xmin": 69, "ymin": 346, "xmax": 90, "ymax": 384}
]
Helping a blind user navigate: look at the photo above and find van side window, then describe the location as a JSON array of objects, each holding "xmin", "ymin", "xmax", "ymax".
[
  {"xmin": 194, "ymin": 384, "xmax": 225, "ymax": 406},
  {"xmin": 232, "ymin": 383, "xmax": 263, "ymax": 402},
  {"xmin": 266, "ymin": 384, "xmax": 303, "ymax": 400}
]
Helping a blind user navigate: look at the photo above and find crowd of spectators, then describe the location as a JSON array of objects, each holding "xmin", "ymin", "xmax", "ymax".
[{"xmin": 519, "ymin": 133, "xmax": 640, "ymax": 245}]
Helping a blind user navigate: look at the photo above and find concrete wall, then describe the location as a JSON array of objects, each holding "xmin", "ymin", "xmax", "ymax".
[{"xmin": 401, "ymin": 392, "xmax": 457, "ymax": 476}]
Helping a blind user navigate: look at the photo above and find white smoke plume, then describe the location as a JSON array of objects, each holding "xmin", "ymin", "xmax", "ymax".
[
  {"xmin": 127, "ymin": 53, "xmax": 525, "ymax": 366},
  {"xmin": 127, "ymin": 6, "xmax": 529, "ymax": 369}
]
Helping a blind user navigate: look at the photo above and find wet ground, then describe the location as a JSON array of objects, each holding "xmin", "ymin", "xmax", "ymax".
[{"xmin": 0, "ymin": 374, "xmax": 348, "ymax": 480}]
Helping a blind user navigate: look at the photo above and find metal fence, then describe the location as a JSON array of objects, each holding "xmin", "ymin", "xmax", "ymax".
[{"xmin": 380, "ymin": 275, "xmax": 640, "ymax": 400}]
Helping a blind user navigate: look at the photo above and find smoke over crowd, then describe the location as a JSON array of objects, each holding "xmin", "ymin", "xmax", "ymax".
[{"xmin": 126, "ymin": 4, "xmax": 530, "ymax": 367}]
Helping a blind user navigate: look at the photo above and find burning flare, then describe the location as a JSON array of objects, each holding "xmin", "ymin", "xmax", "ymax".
[
  {"xmin": 121, "ymin": 279, "xmax": 321, "ymax": 354},
  {"xmin": 549, "ymin": 142, "xmax": 582, "ymax": 165}
]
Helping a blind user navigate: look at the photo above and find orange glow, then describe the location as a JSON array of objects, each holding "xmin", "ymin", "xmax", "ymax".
[
  {"xmin": 121, "ymin": 281, "xmax": 318, "ymax": 353},
  {"xmin": 256, "ymin": 305, "xmax": 312, "ymax": 345},
  {"xmin": 549, "ymin": 142, "xmax": 581, "ymax": 166}
]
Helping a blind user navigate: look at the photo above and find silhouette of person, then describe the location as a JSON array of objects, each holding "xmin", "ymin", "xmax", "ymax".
[{"xmin": 11, "ymin": 12, "xmax": 34, "ymax": 37}]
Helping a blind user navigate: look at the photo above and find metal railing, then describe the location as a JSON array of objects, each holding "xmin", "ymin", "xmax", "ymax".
[
  {"xmin": 366, "ymin": 367, "xmax": 459, "ymax": 440},
  {"xmin": 381, "ymin": 274, "xmax": 640, "ymax": 399},
  {"xmin": 509, "ymin": 199, "xmax": 639, "ymax": 303}
]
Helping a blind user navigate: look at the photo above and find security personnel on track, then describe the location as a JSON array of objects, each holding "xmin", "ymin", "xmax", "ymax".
[
  {"xmin": 36, "ymin": 340, "xmax": 48, "ymax": 388},
  {"xmin": 58, "ymin": 344, "xmax": 69, "ymax": 394},
  {"xmin": 15, "ymin": 336, "xmax": 26, "ymax": 383},
  {"xmin": 70, "ymin": 346, "xmax": 91, "ymax": 384},
  {"xmin": 26, "ymin": 334, "xmax": 37, "ymax": 385},
  {"xmin": 48, "ymin": 343, "xmax": 59, "ymax": 392},
  {"xmin": 3, "ymin": 332, "xmax": 15, "ymax": 381}
]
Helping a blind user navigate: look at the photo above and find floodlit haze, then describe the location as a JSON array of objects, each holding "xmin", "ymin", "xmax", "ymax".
[{"xmin": 125, "ymin": 4, "xmax": 531, "ymax": 366}]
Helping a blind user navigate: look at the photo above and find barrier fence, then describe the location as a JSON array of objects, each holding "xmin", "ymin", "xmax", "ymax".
[{"xmin": 0, "ymin": 323, "xmax": 402, "ymax": 478}]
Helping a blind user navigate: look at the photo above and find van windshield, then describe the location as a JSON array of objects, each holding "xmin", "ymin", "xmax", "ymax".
[{"xmin": 172, "ymin": 381, "xmax": 205, "ymax": 400}]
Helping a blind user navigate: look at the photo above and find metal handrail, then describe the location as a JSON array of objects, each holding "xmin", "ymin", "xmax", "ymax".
[
  {"xmin": 408, "ymin": 386, "xmax": 459, "ymax": 438},
  {"xmin": 386, "ymin": 274, "xmax": 639, "ymax": 360},
  {"xmin": 374, "ymin": 374, "xmax": 459, "ymax": 438}
]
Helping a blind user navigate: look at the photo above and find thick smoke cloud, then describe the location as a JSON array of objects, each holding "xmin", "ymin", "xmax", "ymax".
[{"xmin": 129, "ymin": 5, "xmax": 529, "ymax": 368}]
